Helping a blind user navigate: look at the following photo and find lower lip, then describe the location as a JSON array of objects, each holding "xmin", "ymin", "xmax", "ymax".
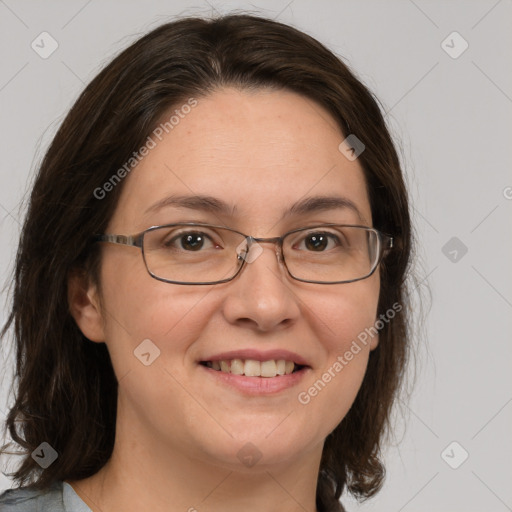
[{"xmin": 198, "ymin": 364, "xmax": 310, "ymax": 395}]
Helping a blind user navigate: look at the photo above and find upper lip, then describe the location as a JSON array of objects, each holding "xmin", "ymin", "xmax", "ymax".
[{"xmin": 199, "ymin": 349, "xmax": 311, "ymax": 367}]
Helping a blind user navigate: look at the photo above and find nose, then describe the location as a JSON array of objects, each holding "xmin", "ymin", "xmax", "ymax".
[{"xmin": 221, "ymin": 238, "xmax": 301, "ymax": 332}]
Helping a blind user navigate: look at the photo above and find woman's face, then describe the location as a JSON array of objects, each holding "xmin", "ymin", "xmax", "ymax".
[{"xmin": 77, "ymin": 87, "xmax": 380, "ymax": 471}]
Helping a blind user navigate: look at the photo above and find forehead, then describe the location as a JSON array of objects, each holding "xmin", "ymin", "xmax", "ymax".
[{"xmin": 110, "ymin": 87, "xmax": 372, "ymax": 231}]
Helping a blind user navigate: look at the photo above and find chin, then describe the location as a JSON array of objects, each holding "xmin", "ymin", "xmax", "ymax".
[{"xmin": 196, "ymin": 431, "xmax": 313, "ymax": 472}]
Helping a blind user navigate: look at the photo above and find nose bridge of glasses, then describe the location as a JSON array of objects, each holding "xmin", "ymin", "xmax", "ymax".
[{"xmin": 239, "ymin": 235, "xmax": 284, "ymax": 264}]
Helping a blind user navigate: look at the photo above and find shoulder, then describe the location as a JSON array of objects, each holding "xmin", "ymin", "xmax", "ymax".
[{"xmin": 0, "ymin": 480, "xmax": 64, "ymax": 511}]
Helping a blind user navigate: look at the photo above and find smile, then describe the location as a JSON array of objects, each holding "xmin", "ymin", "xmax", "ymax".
[
  {"xmin": 200, "ymin": 359, "xmax": 305, "ymax": 377},
  {"xmin": 198, "ymin": 360, "xmax": 310, "ymax": 395}
]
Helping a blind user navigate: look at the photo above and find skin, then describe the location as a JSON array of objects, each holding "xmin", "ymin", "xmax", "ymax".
[{"xmin": 67, "ymin": 87, "xmax": 380, "ymax": 512}]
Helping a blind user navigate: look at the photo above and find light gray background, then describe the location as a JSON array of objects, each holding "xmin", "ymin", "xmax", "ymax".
[{"xmin": 1, "ymin": 1, "xmax": 511, "ymax": 510}]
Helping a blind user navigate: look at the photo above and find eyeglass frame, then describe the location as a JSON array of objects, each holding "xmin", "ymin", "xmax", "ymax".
[{"xmin": 92, "ymin": 222, "xmax": 394, "ymax": 285}]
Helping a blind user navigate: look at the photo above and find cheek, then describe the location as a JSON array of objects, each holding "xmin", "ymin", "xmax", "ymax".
[
  {"xmin": 307, "ymin": 275, "xmax": 380, "ymax": 353},
  {"xmin": 98, "ymin": 255, "xmax": 217, "ymax": 378},
  {"xmin": 97, "ymin": 270, "xmax": 220, "ymax": 440},
  {"xmin": 295, "ymin": 279, "xmax": 379, "ymax": 433},
  {"xmin": 102, "ymin": 281, "xmax": 214, "ymax": 357}
]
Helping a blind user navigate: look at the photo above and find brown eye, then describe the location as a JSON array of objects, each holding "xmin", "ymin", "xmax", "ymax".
[
  {"xmin": 163, "ymin": 231, "xmax": 216, "ymax": 251},
  {"xmin": 305, "ymin": 233, "xmax": 329, "ymax": 251},
  {"xmin": 296, "ymin": 232, "xmax": 341, "ymax": 252},
  {"xmin": 178, "ymin": 233, "xmax": 206, "ymax": 251}
]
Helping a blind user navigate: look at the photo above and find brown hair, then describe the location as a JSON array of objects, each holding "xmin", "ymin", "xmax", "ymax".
[{"xmin": 1, "ymin": 13, "xmax": 412, "ymax": 512}]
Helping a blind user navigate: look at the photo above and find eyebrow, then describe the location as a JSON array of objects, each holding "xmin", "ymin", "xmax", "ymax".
[{"xmin": 144, "ymin": 194, "xmax": 367, "ymax": 223}]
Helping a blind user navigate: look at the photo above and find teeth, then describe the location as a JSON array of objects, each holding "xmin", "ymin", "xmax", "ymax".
[
  {"xmin": 260, "ymin": 360, "xmax": 277, "ymax": 377},
  {"xmin": 244, "ymin": 359, "xmax": 261, "ymax": 377},
  {"xmin": 230, "ymin": 359, "xmax": 244, "ymax": 375},
  {"xmin": 276, "ymin": 360, "xmax": 286, "ymax": 375},
  {"xmin": 205, "ymin": 359, "xmax": 300, "ymax": 377}
]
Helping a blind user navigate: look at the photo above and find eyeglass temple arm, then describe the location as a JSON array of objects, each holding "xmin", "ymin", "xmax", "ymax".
[
  {"xmin": 92, "ymin": 234, "xmax": 143, "ymax": 248},
  {"xmin": 382, "ymin": 234, "xmax": 394, "ymax": 250}
]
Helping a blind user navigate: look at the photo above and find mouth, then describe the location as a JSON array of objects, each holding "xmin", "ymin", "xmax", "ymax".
[{"xmin": 199, "ymin": 359, "xmax": 307, "ymax": 378}]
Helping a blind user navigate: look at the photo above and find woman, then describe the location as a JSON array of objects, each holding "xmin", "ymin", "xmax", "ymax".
[{"xmin": 0, "ymin": 13, "xmax": 412, "ymax": 512}]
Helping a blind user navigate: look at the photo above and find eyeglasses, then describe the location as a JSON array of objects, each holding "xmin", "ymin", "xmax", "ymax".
[{"xmin": 93, "ymin": 222, "xmax": 393, "ymax": 285}]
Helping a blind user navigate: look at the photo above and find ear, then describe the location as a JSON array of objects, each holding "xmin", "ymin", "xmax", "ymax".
[
  {"xmin": 369, "ymin": 333, "xmax": 379, "ymax": 351},
  {"xmin": 68, "ymin": 268, "xmax": 105, "ymax": 342}
]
